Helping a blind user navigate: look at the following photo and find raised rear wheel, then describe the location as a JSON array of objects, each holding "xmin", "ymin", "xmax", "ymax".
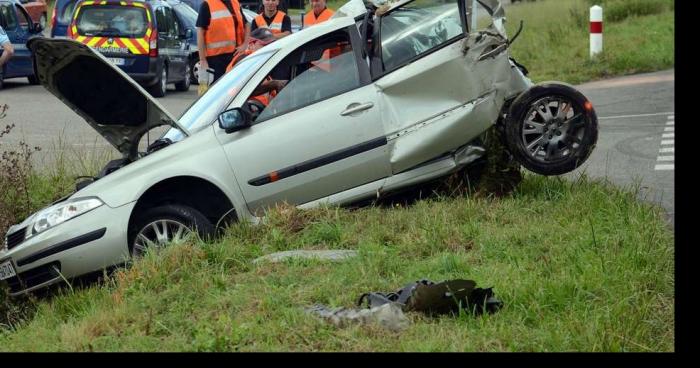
[{"xmin": 504, "ymin": 83, "xmax": 598, "ymax": 175}]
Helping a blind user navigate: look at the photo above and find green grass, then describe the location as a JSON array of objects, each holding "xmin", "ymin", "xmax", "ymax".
[
  {"xmin": 504, "ymin": 0, "xmax": 674, "ymax": 84},
  {"xmin": 0, "ymin": 174, "xmax": 674, "ymax": 351},
  {"xmin": 1, "ymin": 0, "xmax": 675, "ymax": 352},
  {"xmin": 325, "ymin": 0, "xmax": 675, "ymax": 85}
]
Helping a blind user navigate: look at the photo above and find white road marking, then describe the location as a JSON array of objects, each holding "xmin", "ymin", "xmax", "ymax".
[
  {"xmin": 654, "ymin": 164, "xmax": 674, "ymax": 171},
  {"xmin": 598, "ymin": 112, "xmax": 674, "ymax": 120},
  {"xmin": 656, "ymin": 114, "xmax": 674, "ymax": 171}
]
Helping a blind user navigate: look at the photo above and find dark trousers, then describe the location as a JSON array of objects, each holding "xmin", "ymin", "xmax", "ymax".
[{"xmin": 206, "ymin": 52, "xmax": 235, "ymax": 83}]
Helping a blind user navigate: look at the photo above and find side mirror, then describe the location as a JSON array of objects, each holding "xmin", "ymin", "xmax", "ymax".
[
  {"xmin": 33, "ymin": 22, "xmax": 44, "ymax": 33},
  {"xmin": 218, "ymin": 108, "xmax": 252, "ymax": 133},
  {"xmin": 178, "ymin": 28, "xmax": 190, "ymax": 40}
]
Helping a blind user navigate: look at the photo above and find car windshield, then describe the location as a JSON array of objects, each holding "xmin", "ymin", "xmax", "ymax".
[
  {"xmin": 75, "ymin": 5, "xmax": 148, "ymax": 38},
  {"xmin": 175, "ymin": 2, "xmax": 197, "ymax": 19},
  {"xmin": 163, "ymin": 49, "xmax": 276, "ymax": 142}
]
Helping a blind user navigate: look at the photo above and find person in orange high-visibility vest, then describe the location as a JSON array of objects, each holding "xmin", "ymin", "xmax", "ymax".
[
  {"xmin": 226, "ymin": 28, "xmax": 287, "ymax": 108},
  {"xmin": 302, "ymin": 0, "xmax": 337, "ymax": 71},
  {"xmin": 196, "ymin": 0, "xmax": 251, "ymax": 83},
  {"xmin": 252, "ymin": 0, "xmax": 292, "ymax": 40},
  {"xmin": 302, "ymin": 0, "xmax": 334, "ymax": 29}
]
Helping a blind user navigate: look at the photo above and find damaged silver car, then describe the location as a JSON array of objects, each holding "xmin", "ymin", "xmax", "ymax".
[{"xmin": 1, "ymin": 0, "xmax": 597, "ymax": 295}]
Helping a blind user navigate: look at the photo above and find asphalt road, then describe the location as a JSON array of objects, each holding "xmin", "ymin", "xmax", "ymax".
[
  {"xmin": 0, "ymin": 69, "xmax": 674, "ymax": 224},
  {"xmin": 572, "ymin": 69, "xmax": 674, "ymax": 225}
]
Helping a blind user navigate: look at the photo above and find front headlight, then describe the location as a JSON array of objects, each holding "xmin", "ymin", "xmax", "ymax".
[{"xmin": 29, "ymin": 197, "xmax": 104, "ymax": 237}]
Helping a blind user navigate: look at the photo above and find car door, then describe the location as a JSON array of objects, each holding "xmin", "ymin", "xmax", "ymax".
[
  {"xmin": 17, "ymin": 0, "xmax": 37, "ymax": 23},
  {"xmin": 217, "ymin": 26, "xmax": 391, "ymax": 215},
  {"xmin": 2, "ymin": 3, "xmax": 33, "ymax": 77},
  {"xmin": 371, "ymin": 0, "xmax": 511, "ymax": 173},
  {"xmin": 163, "ymin": 5, "xmax": 186, "ymax": 79}
]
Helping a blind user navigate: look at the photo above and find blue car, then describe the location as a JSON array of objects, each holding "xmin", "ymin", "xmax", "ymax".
[
  {"xmin": 49, "ymin": 0, "xmax": 78, "ymax": 38},
  {"xmin": 0, "ymin": 0, "xmax": 43, "ymax": 89}
]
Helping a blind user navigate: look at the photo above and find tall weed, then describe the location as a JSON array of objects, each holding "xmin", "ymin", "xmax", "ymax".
[{"xmin": 0, "ymin": 105, "xmax": 42, "ymax": 234}]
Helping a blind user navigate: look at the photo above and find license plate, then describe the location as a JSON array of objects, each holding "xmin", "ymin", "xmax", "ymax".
[
  {"xmin": 0, "ymin": 260, "xmax": 16, "ymax": 280},
  {"xmin": 107, "ymin": 57, "xmax": 126, "ymax": 66}
]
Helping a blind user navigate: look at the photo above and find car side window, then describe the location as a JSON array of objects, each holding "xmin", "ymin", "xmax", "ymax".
[
  {"xmin": 14, "ymin": 4, "xmax": 30, "ymax": 32},
  {"xmin": 379, "ymin": 0, "xmax": 464, "ymax": 72},
  {"xmin": 164, "ymin": 7, "xmax": 178, "ymax": 37},
  {"xmin": 0, "ymin": 4, "xmax": 18, "ymax": 30},
  {"xmin": 254, "ymin": 29, "xmax": 361, "ymax": 123},
  {"xmin": 155, "ymin": 7, "xmax": 167, "ymax": 34}
]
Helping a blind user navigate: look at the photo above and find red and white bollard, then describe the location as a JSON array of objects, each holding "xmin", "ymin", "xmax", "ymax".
[{"xmin": 590, "ymin": 5, "xmax": 603, "ymax": 59}]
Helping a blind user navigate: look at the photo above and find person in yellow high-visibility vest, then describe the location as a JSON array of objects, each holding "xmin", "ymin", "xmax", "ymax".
[{"xmin": 252, "ymin": 0, "xmax": 292, "ymax": 40}]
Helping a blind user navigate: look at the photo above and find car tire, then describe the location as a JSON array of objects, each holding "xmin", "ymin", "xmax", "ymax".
[
  {"xmin": 130, "ymin": 204, "xmax": 215, "ymax": 258},
  {"xmin": 148, "ymin": 64, "xmax": 168, "ymax": 97},
  {"xmin": 27, "ymin": 74, "xmax": 40, "ymax": 85},
  {"xmin": 190, "ymin": 58, "xmax": 200, "ymax": 85},
  {"xmin": 504, "ymin": 82, "xmax": 598, "ymax": 176},
  {"xmin": 174, "ymin": 62, "xmax": 191, "ymax": 91}
]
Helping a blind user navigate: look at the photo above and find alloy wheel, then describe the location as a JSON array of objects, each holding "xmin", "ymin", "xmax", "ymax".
[
  {"xmin": 132, "ymin": 219, "xmax": 193, "ymax": 257},
  {"xmin": 160, "ymin": 68, "xmax": 167, "ymax": 94},
  {"xmin": 192, "ymin": 60, "xmax": 201, "ymax": 84},
  {"xmin": 520, "ymin": 96, "xmax": 586, "ymax": 163}
]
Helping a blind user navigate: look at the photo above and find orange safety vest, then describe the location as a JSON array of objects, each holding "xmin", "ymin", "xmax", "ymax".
[
  {"xmin": 254, "ymin": 11, "xmax": 286, "ymax": 35},
  {"xmin": 304, "ymin": 8, "xmax": 337, "ymax": 71},
  {"xmin": 204, "ymin": 0, "xmax": 245, "ymax": 57},
  {"xmin": 225, "ymin": 48, "xmax": 252, "ymax": 72},
  {"xmin": 303, "ymin": 7, "xmax": 334, "ymax": 28}
]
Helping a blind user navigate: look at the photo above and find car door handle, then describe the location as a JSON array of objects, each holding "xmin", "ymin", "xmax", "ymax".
[{"xmin": 340, "ymin": 102, "xmax": 374, "ymax": 116}]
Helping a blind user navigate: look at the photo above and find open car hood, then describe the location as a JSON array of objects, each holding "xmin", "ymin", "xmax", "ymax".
[{"xmin": 27, "ymin": 38, "xmax": 189, "ymax": 159}]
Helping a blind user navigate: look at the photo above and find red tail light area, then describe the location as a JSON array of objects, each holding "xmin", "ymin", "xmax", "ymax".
[{"xmin": 149, "ymin": 29, "xmax": 158, "ymax": 57}]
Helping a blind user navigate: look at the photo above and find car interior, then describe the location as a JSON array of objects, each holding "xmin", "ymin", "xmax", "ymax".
[{"xmin": 245, "ymin": 30, "xmax": 359, "ymax": 123}]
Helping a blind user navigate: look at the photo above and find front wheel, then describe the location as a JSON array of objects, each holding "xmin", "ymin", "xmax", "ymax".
[
  {"xmin": 190, "ymin": 58, "xmax": 200, "ymax": 85},
  {"xmin": 504, "ymin": 83, "xmax": 598, "ymax": 176},
  {"xmin": 130, "ymin": 204, "xmax": 214, "ymax": 258}
]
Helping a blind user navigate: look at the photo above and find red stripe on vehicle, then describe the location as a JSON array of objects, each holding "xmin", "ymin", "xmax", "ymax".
[
  {"xmin": 94, "ymin": 38, "xmax": 108, "ymax": 47},
  {"xmin": 590, "ymin": 21, "xmax": 603, "ymax": 33},
  {"xmin": 131, "ymin": 40, "xmax": 147, "ymax": 54},
  {"xmin": 114, "ymin": 38, "xmax": 128, "ymax": 48}
]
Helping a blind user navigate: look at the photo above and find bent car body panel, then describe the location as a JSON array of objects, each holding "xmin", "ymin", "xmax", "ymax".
[
  {"xmin": 27, "ymin": 37, "xmax": 189, "ymax": 159},
  {"xmin": 373, "ymin": 0, "xmax": 530, "ymax": 173}
]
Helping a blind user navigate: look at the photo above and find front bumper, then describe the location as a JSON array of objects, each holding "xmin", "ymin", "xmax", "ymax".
[{"xmin": 1, "ymin": 202, "xmax": 136, "ymax": 296}]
